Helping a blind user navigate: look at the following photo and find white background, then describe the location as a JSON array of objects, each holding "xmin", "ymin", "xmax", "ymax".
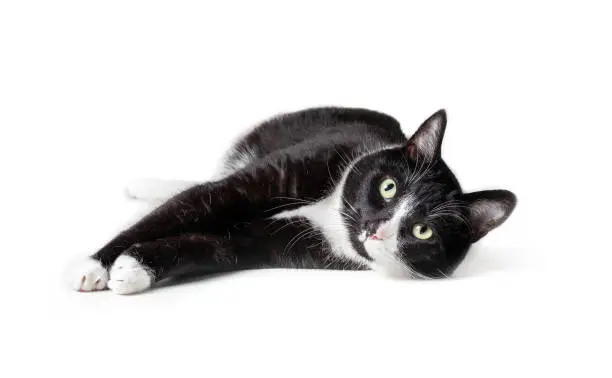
[{"xmin": 1, "ymin": 1, "xmax": 611, "ymax": 377}]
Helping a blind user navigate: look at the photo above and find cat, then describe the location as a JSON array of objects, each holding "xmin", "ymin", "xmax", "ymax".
[{"xmin": 71, "ymin": 107, "xmax": 516, "ymax": 294}]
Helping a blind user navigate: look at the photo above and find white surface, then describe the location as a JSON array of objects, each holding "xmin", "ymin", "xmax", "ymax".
[{"xmin": 1, "ymin": 1, "xmax": 611, "ymax": 377}]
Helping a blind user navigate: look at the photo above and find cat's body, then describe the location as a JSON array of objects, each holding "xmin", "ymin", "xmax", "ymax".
[{"xmin": 72, "ymin": 107, "xmax": 516, "ymax": 294}]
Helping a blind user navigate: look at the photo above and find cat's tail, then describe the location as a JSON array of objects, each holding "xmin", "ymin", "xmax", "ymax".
[{"xmin": 125, "ymin": 178, "xmax": 199, "ymax": 202}]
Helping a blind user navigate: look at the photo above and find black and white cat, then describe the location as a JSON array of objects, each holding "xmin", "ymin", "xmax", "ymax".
[{"xmin": 71, "ymin": 107, "xmax": 516, "ymax": 294}]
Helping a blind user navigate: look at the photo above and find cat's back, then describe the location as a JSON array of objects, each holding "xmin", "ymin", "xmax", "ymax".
[{"xmin": 226, "ymin": 107, "xmax": 406, "ymax": 168}]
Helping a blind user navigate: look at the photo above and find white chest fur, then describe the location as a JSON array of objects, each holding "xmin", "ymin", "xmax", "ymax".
[{"xmin": 271, "ymin": 172, "xmax": 367, "ymax": 266}]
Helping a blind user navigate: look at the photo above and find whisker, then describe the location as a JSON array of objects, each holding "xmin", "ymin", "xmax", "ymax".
[
  {"xmin": 270, "ymin": 218, "xmax": 309, "ymax": 234},
  {"xmin": 284, "ymin": 229, "xmax": 322, "ymax": 255}
]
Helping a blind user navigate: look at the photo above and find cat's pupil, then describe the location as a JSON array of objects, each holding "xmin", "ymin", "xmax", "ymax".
[{"xmin": 384, "ymin": 183, "xmax": 395, "ymax": 192}]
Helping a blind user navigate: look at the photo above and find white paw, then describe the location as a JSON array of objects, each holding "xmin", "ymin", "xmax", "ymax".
[
  {"xmin": 108, "ymin": 255, "xmax": 153, "ymax": 295},
  {"xmin": 71, "ymin": 258, "xmax": 108, "ymax": 292}
]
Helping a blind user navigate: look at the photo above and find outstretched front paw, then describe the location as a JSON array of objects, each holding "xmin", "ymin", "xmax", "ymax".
[
  {"xmin": 107, "ymin": 255, "xmax": 153, "ymax": 295},
  {"xmin": 71, "ymin": 258, "xmax": 109, "ymax": 292}
]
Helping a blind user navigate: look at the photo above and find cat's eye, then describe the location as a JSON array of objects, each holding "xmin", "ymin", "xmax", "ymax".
[
  {"xmin": 379, "ymin": 178, "xmax": 397, "ymax": 200},
  {"xmin": 412, "ymin": 223, "xmax": 433, "ymax": 240}
]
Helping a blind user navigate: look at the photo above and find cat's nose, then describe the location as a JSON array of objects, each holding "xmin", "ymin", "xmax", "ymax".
[
  {"xmin": 363, "ymin": 219, "xmax": 388, "ymax": 236},
  {"xmin": 363, "ymin": 221, "xmax": 378, "ymax": 235}
]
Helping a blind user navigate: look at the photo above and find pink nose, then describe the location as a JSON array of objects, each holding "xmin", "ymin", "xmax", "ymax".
[
  {"xmin": 364, "ymin": 222, "xmax": 390, "ymax": 241},
  {"xmin": 369, "ymin": 226, "xmax": 387, "ymax": 240}
]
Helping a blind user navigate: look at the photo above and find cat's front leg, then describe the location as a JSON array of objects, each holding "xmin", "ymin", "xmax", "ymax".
[
  {"xmin": 71, "ymin": 175, "xmax": 288, "ymax": 292},
  {"xmin": 71, "ymin": 184, "xmax": 213, "ymax": 292},
  {"xmin": 106, "ymin": 234, "xmax": 246, "ymax": 294}
]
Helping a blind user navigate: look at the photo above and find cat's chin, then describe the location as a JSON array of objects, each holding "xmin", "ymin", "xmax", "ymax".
[{"xmin": 362, "ymin": 241, "xmax": 413, "ymax": 278}]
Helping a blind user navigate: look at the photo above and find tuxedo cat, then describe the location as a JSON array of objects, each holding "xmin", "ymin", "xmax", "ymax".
[{"xmin": 72, "ymin": 107, "xmax": 516, "ymax": 294}]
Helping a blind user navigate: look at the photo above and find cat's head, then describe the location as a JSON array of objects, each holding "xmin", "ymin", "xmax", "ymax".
[{"xmin": 343, "ymin": 110, "xmax": 516, "ymax": 278}]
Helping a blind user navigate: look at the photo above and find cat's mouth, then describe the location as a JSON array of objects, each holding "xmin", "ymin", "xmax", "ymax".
[
  {"xmin": 357, "ymin": 230, "xmax": 386, "ymax": 243},
  {"xmin": 357, "ymin": 228, "xmax": 398, "ymax": 245},
  {"xmin": 358, "ymin": 224, "xmax": 395, "ymax": 243}
]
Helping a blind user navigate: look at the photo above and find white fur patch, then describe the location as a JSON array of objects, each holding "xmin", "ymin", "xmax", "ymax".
[
  {"xmin": 70, "ymin": 258, "xmax": 109, "ymax": 292},
  {"xmin": 363, "ymin": 197, "xmax": 415, "ymax": 277},
  {"xmin": 357, "ymin": 230, "xmax": 367, "ymax": 242},
  {"xmin": 107, "ymin": 255, "xmax": 153, "ymax": 295}
]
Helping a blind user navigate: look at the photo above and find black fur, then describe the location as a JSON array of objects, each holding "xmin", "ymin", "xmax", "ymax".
[{"xmin": 90, "ymin": 107, "xmax": 516, "ymax": 288}]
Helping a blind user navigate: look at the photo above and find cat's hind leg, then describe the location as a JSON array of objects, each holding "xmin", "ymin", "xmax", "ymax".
[{"xmin": 125, "ymin": 178, "xmax": 199, "ymax": 202}]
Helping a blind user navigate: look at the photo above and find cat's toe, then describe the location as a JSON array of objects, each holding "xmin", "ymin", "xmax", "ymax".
[
  {"xmin": 107, "ymin": 255, "xmax": 153, "ymax": 295},
  {"xmin": 71, "ymin": 258, "xmax": 108, "ymax": 292}
]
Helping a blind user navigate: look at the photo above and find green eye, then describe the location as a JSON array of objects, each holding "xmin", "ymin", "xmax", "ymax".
[
  {"xmin": 412, "ymin": 223, "xmax": 433, "ymax": 240},
  {"xmin": 379, "ymin": 178, "xmax": 397, "ymax": 200}
]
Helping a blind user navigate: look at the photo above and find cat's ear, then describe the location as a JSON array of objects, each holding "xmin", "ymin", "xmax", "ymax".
[
  {"xmin": 406, "ymin": 109, "xmax": 447, "ymax": 162},
  {"xmin": 462, "ymin": 190, "xmax": 517, "ymax": 242}
]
